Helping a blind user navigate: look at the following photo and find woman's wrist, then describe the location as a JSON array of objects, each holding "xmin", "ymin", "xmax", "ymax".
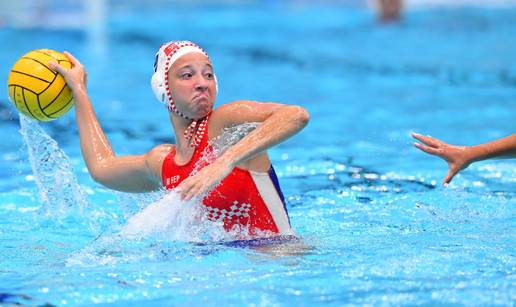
[
  {"xmin": 218, "ymin": 148, "xmax": 239, "ymax": 168},
  {"xmin": 466, "ymin": 144, "xmax": 489, "ymax": 164},
  {"xmin": 71, "ymin": 84, "xmax": 88, "ymax": 101}
]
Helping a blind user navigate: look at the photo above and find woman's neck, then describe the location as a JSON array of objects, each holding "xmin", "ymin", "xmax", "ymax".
[{"xmin": 170, "ymin": 114, "xmax": 194, "ymax": 155}]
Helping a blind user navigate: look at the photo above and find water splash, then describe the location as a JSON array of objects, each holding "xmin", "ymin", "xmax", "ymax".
[
  {"xmin": 18, "ymin": 115, "xmax": 88, "ymax": 220},
  {"xmin": 67, "ymin": 191, "xmax": 232, "ymax": 266},
  {"xmin": 54, "ymin": 120, "xmax": 272, "ymax": 266},
  {"xmin": 189, "ymin": 122, "xmax": 259, "ymax": 175},
  {"xmin": 18, "ymin": 115, "xmax": 118, "ymax": 235},
  {"xmin": 210, "ymin": 122, "xmax": 259, "ymax": 158},
  {"xmin": 67, "ymin": 122, "xmax": 267, "ymax": 265},
  {"xmin": 115, "ymin": 190, "xmax": 164, "ymax": 221},
  {"xmin": 119, "ymin": 191, "xmax": 229, "ymax": 242}
]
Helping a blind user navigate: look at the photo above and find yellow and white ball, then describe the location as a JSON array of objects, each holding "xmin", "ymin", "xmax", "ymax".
[{"xmin": 7, "ymin": 49, "xmax": 74, "ymax": 121}]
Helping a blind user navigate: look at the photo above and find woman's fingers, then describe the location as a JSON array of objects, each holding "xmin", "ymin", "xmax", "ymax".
[
  {"xmin": 177, "ymin": 179, "xmax": 194, "ymax": 199},
  {"xmin": 49, "ymin": 51, "xmax": 80, "ymax": 74},
  {"xmin": 177, "ymin": 177, "xmax": 204, "ymax": 201},
  {"xmin": 413, "ymin": 133, "xmax": 466, "ymax": 186},
  {"xmin": 412, "ymin": 133, "xmax": 441, "ymax": 148},
  {"xmin": 187, "ymin": 185, "xmax": 203, "ymax": 201},
  {"xmin": 182, "ymin": 184, "xmax": 196, "ymax": 201},
  {"xmin": 178, "ymin": 175, "xmax": 215, "ymax": 201},
  {"xmin": 443, "ymin": 173, "xmax": 453, "ymax": 186},
  {"xmin": 184, "ymin": 184, "xmax": 206, "ymax": 201},
  {"xmin": 414, "ymin": 142, "xmax": 441, "ymax": 156},
  {"xmin": 176, "ymin": 162, "xmax": 231, "ymax": 201},
  {"xmin": 48, "ymin": 61, "xmax": 67, "ymax": 75},
  {"xmin": 63, "ymin": 51, "xmax": 82, "ymax": 67},
  {"xmin": 443, "ymin": 167, "xmax": 459, "ymax": 186}
]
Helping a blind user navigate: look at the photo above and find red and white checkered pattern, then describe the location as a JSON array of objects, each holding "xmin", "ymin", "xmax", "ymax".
[{"xmin": 205, "ymin": 201, "xmax": 251, "ymax": 222}]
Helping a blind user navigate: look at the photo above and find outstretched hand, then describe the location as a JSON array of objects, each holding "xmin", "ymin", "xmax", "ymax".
[
  {"xmin": 48, "ymin": 51, "xmax": 87, "ymax": 94},
  {"xmin": 412, "ymin": 133, "xmax": 472, "ymax": 186},
  {"xmin": 176, "ymin": 159, "xmax": 234, "ymax": 201}
]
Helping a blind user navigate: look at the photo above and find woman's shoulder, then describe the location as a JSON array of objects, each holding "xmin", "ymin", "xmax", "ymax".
[
  {"xmin": 148, "ymin": 143, "xmax": 174, "ymax": 155},
  {"xmin": 145, "ymin": 144, "xmax": 175, "ymax": 173},
  {"xmin": 209, "ymin": 100, "xmax": 257, "ymax": 129},
  {"xmin": 148, "ymin": 143, "xmax": 174, "ymax": 158},
  {"xmin": 211, "ymin": 100, "xmax": 252, "ymax": 116},
  {"xmin": 208, "ymin": 101, "xmax": 242, "ymax": 136}
]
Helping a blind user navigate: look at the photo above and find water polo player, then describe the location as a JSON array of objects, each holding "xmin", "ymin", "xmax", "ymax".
[{"xmin": 49, "ymin": 41, "xmax": 309, "ymax": 237}]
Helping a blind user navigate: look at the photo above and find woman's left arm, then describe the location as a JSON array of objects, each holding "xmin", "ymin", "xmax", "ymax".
[{"xmin": 177, "ymin": 100, "xmax": 309, "ymax": 200}]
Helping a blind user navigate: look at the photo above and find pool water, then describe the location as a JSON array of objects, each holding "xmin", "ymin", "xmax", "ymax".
[{"xmin": 1, "ymin": 3, "xmax": 515, "ymax": 306}]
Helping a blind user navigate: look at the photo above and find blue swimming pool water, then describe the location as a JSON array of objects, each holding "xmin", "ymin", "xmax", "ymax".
[{"xmin": 1, "ymin": 3, "xmax": 515, "ymax": 306}]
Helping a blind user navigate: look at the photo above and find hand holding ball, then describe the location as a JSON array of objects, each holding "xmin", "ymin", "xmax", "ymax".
[{"xmin": 7, "ymin": 49, "xmax": 75, "ymax": 121}]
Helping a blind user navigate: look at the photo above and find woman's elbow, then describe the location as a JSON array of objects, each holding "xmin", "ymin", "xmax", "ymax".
[
  {"xmin": 292, "ymin": 106, "xmax": 310, "ymax": 127},
  {"xmin": 88, "ymin": 163, "xmax": 111, "ymax": 185},
  {"xmin": 89, "ymin": 167, "xmax": 105, "ymax": 185}
]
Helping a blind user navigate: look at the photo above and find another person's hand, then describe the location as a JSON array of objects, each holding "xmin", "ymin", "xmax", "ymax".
[
  {"xmin": 176, "ymin": 158, "xmax": 234, "ymax": 201},
  {"xmin": 48, "ymin": 51, "xmax": 87, "ymax": 94},
  {"xmin": 412, "ymin": 133, "xmax": 472, "ymax": 186}
]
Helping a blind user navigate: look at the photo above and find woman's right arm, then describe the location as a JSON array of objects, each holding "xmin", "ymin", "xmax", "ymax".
[
  {"xmin": 49, "ymin": 51, "xmax": 166, "ymax": 193},
  {"xmin": 412, "ymin": 133, "xmax": 516, "ymax": 185}
]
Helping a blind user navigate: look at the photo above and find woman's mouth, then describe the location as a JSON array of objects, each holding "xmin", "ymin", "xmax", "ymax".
[
  {"xmin": 193, "ymin": 95, "xmax": 213, "ymax": 113},
  {"xmin": 193, "ymin": 92, "xmax": 209, "ymax": 100}
]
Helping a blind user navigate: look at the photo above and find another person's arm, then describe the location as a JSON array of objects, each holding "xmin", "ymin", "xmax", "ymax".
[
  {"xmin": 412, "ymin": 133, "xmax": 516, "ymax": 185},
  {"xmin": 49, "ymin": 52, "xmax": 164, "ymax": 192},
  {"xmin": 177, "ymin": 100, "xmax": 309, "ymax": 200}
]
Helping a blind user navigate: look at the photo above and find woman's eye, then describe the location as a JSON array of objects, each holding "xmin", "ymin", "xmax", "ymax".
[
  {"xmin": 205, "ymin": 73, "xmax": 214, "ymax": 79},
  {"xmin": 181, "ymin": 73, "xmax": 193, "ymax": 79}
]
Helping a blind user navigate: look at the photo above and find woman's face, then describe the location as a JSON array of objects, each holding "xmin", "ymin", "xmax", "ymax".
[{"xmin": 168, "ymin": 52, "xmax": 216, "ymax": 119}]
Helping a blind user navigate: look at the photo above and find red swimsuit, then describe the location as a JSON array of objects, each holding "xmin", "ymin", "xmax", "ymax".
[{"xmin": 162, "ymin": 121, "xmax": 293, "ymax": 237}]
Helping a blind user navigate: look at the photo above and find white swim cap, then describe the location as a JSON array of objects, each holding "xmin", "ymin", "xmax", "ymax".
[{"xmin": 151, "ymin": 41, "xmax": 217, "ymax": 119}]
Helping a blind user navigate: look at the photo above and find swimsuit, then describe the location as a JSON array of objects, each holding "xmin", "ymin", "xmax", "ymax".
[{"xmin": 162, "ymin": 119, "xmax": 294, "ymax": 237}]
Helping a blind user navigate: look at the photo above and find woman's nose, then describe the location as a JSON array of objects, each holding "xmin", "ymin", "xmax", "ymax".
[{"xmin": 194, "ymin": 75, "xmax": 209, "ymax": 91}]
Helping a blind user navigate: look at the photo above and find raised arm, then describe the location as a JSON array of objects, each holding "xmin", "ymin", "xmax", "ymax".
[
  {"xmin": 178, "ymin": 100, "xmax": 309, "ymax": 200},
  {"xmin": 212, "ymin": 100, "xmax": 309, "ymax": 168},
  {"xmin": 412, "ymin": 133, "xmax": 516, "ymax": 185},
  {"xmin": 49, "ymin": 52, "xmax": 165, "ymax": 193}
]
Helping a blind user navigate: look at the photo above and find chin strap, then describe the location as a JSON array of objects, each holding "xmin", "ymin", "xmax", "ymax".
[{"xmin": 183, "ymin": 112, "xmax": 211, "ymax": 148}]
